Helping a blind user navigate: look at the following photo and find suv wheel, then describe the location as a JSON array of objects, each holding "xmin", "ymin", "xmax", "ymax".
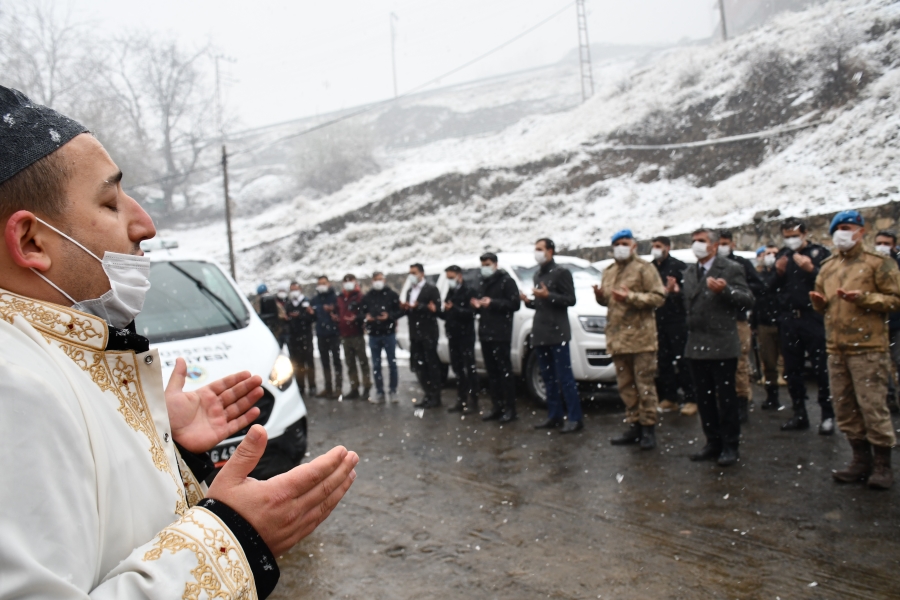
[{"xmin": 524, "ymin": 351, "xmax": 548, "ymax": 407}]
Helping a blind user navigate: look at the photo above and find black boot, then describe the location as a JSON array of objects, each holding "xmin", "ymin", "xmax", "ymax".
[
  {"xmin": 761, "ymin": 385, "xmax": 780, "ymax": 410},
  {"xmin": 345, "ymin": 388, "xmax": 361, "ymax": 400},
  {"xmin": 560, "ymin": 420, "xmax": 583, "ymax": 434},
  {"xmin": 482, "ymin": 409, "xmax": 503, "ymax": 421},
  {"xmin": 738, "ymin": 397, "xmax": 749, "ymax": 424},
  {"xmin": 534, "ymin": 417, "xmax": 563, "ymax": 429},
  {"xmin": 462, "ymin": 399, "xmax": 479, "ymax": 415},
  {"xmin": 640, "ymin": 425, "xmax": 656, "ymax": 450},
  {"xmin": 690, "ymin": 441, "xmax": 722, "ymax": 462},
  {"xmin": 499, "ymin": 410, "xmax": 517, "ymax": 424},
  {"xmin": 781, "ymin": 397, "xmax": 810, "ymax": 431},
  {"xmin": 717, "ymin": 444, "xmax": 740, "ymax": 466},
  {"xmin": 610, "ymin": 423, "xmax": 642, "ymax": 446}
]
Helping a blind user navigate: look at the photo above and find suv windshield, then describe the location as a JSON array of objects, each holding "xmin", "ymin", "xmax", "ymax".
[
  {"xmin": 513, "ymin": 263, "xmax": 602, "ymax": 286},
  {"xmin": 136, "ymin": 260, "xmax": 250, "ymax": 343}
]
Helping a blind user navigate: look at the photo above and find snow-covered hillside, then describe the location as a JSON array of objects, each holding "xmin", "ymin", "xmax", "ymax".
[{"xmin": 159, "ymin": 0, "xmax": 900, "ymax": 291}]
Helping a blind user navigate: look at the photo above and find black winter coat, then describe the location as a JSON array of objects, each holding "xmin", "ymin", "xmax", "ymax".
[
  {"xmin": 311, "ymin": 290, "xmax": 341, "ymax": 338},
  {"xmin": 653, "ymin": 254, "xmax": 688, "ymax": 330},
  {"xmin": 525, "ymin": 260, "xmax": 576, "ymax": 347},
  {"xmin": 475, "ymin": 270, "xmax": 520, "ymax": 342},
  {"xmin": 283, "ymin": 297, "xmax": 317, "ymax": 340},
  {"xmin": 724, "ymin": 251, "xmax": 765, "ymax": 321},
  {"xmin": 752, "ymin": 267, "xmax": 780, "ymax": 327},
  {"xmin": 770, "ymin": 242, "xmax": 830, "ymax": 321},
  {"xmin": 439, "ymin": 282, "xmax": 477, "ymax": 339},
  {"xmin": 360, "ymin": 287, "xmax": 402, "ymax": 336},
  {"xmin": 404, "ymin": 283, "xmax": 442, "ymax": 341}
]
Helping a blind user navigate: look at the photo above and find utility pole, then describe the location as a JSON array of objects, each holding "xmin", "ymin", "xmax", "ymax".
[
  {"xmin": 718, "ymin": 0, "xmax": 728, "ymax": 41},
  {"xmin": 390, "ymin": 12, "xmax": 399, "ymax": 97},
  {"xmin": 221, "ymin": 145, "xmax": 236, "ymax": 280},
  {"xmin": 575, "ymin": 0, "xmax": 594, "ymax": 102}
]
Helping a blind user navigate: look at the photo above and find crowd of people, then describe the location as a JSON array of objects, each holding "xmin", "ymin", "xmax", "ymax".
[{"xmin": 256, "ymin": 213, "xmax": 900, "ymax": 489}]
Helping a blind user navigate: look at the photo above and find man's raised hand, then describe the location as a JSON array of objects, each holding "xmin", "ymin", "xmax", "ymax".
[
  {"xmin": 165, "ymin": 357, "xmax": 263, "ymax": 453},
  {"xmin": 207, "ymin": 425, "xmax": 358, "ymax": 556}
]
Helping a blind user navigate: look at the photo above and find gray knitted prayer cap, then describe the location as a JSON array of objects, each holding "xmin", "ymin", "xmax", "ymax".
[{"xmin": 0, "ymin": 85, "xmax": 89, "ymax": 185}]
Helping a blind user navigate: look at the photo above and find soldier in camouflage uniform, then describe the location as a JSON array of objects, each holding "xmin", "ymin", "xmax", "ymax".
[
  {"xmin": 811, "ymin": 211, "xmax": 900, "ymax": 490},
  {"xmin": 594, "ymin": 229, "xmax": 666, "ymax": 450}
]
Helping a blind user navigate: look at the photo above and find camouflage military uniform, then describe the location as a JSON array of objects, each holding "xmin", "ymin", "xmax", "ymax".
[
  {"xmin": 597, "ymin": 255, "xmax": 666, "ymax": 425},
  {"xmin": 815, "ymin": 244, "xmax": 900, "ymax": 448}
]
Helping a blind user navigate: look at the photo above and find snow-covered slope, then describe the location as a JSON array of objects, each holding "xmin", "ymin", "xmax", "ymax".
[{"xmin": 159, "ymin": 0, "xmax": 900, "ymax": 291}]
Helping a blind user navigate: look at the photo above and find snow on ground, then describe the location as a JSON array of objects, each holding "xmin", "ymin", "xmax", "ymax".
[{"xmin": 160, "ymin": 0, "xmax": 900, "ymax": 292}]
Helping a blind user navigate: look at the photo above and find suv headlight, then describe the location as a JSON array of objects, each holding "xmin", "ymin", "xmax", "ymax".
[
  {"xmin": 579, "ymin": 315, "xmax": 606, "ymax": 334},
  {"xmin": 269, "ymin": 354, "xmax": 294, "ymax": 391}
]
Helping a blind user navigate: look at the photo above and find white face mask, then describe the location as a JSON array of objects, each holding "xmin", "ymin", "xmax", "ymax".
[
  {"xmin": 316, "ymin": 284, "xmax": 329, "ymax": 294},
  {"xmin": 372, "ymin": 280, "xmax": 385, "ymax": 291},
  {"xmin": 31, "ymin": 218, "xmax": 151, "ymax": 329},
  {"xmin": 784, "ymin": 236, "xmax": 803, "ymax": 251},
  {"xmin": 343, "ymin": 281, "xmax": 356, "ymax": 291},
  {"xmin": 277, "ymin": 291, "xmax": 288, "ymax": 300},
  {"xmin": 612, "ymin": 245, "xmax": 633, "ymax": 262},
  {"xmin": 534, "ymin": 250, "xmax": 549, "ymax": 265},
  {"xmin": 691, "ymin": 240, "xmax": 710, "ymax": 260},
  {"xmin": 717, "ymin": 244, "xmax": 732, "ymax": 258},
  {"xmin": 876, "ymin": 244, "xmax": 893, "ymax": 256},
  {"xmin": 763, "ymin": 254, "xmax": 776, "ymax": 268},
  {"xmin": 480, "ymin": 265, "xmax": 496, "ymax": 278},
  {"xmin": 650, "ymin": 247, "xmax": 665, "ymax": 261},
  {"xmin": 832, "ymin": 229, "xmax": 858, "ymax": 252},
  {"xmin": 447, "ymin": 278, "xmax": 458, "ymax": 289},
  {"xmin": 407, "ymin": 273, "xmax": 420, "ymax": 286},
  {"xmin": 289, "ymin": 290, "xmax": 301, "ymax": 301}
]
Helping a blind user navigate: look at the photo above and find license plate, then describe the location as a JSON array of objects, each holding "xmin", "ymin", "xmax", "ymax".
[{"xmin": 209, "ymin": 443, "xmax": 238, "ymax": 467}]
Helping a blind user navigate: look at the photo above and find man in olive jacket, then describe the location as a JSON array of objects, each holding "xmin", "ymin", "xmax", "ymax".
[
  {"xmin": 812, "ymin": 211, "xmax": 900, "ymax": 490},
  {"xmin": 683, "ymin": 228, "xmax": 754, "ymax": 467},
  {"xmin": 522, "ymin": 238, "xmax": 584, "ymax": 433},
  {"xmin": 595, "ymin": 229, "xmax": 666, "ymax": 450}
]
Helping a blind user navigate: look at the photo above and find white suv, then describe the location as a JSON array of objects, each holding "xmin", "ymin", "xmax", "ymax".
[
  {"xmin": 134, "ymin": 250, "xmax": 308, "ymax": 480},
  {"xmin": 397, "ymin": 252, "xmax": 616, "ymax": 404}
]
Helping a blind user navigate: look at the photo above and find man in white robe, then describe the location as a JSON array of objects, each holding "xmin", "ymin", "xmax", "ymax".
[{"xmin": 0, "ymin": 85, "xmax": 359, "ymax": 599}]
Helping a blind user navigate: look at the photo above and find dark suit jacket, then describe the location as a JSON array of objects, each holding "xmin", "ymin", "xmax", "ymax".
[
  {"xmin": 682, "ymin": 257, "xmax": 754, "ymax": 360},
  {"xmin": 405, "ymin": 283, "xmax": 442, "ymax": 341}
]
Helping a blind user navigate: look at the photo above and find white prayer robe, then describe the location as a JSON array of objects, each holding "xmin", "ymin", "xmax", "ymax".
[{"xmin": 0, "ymin": 290, "xmax": 257, "ymax": 599}]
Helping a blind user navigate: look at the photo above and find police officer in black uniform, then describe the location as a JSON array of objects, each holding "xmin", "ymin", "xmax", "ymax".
[
  {"xmin": 439, "ymin": 265, "xmax": 479, "ymax": 415},
  {"xmin": 771, "ymin": 217, "xmax": 835, "ymax": 434},
  {"xmin": 649, "ymin": 236, "xmax": 696, "ymax": 415}
]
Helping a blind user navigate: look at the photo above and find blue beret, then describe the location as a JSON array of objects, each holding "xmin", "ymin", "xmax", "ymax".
[
  {"xmin": 829, "ymin": 210, "xmax": 864, "ymax": 235},
  {"xmin": 611, "ymin": 229, "xmax": 634, "ymax": 244},
  {"xmin": 756, "ymin": 246, "xmax": 766, "ymax": 256}
]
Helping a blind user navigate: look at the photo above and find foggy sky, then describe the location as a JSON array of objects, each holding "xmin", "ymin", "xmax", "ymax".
[{"xmin": 71, "ymin": 0, "xmax": 719, "ymax": 129}]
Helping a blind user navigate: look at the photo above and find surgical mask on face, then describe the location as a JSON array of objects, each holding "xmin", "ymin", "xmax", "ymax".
[
  {"xmin": 372, "ymin": 280, "xmax": 385, "ymax": 291},
  {"xmin": 612, "ymin": 245, "xmax": 632, "ymax": 262},
  {"xmin": 784, "ymin": 236, "xmax": 803, "ymax": 251},
  {"xmin": 717, "ymin": 245, "xmax": 732, "ymax": 258},
  {"xmin": 481, "ymin": 265, "xmax": 496, "ymax": 278},
  {"xmin": 447, "ymin": 278, "xmax": 458, "ymax": 289},
  {"xmin": 763, "ymin": 254, "xmax": 776, "ymax": 268},
  {"xmin": 343, "ymin": 281, "xmax": 356, "ymax": 292},
  {"xmin": 407, "ymin": 274, "xmax": 420, "ymax": 287},
  {"xmin": 277, "ymin": 291, "xmax": 288, "ymax": 300},
  {"xmin": 691, "ymin": 240, "xmax": 710, "ymax": 260},
  {"xmin": 31, "ymin": 218, "xmax": 151, "ymax": 329},
  {"xmin": 534, "ymin": 250, "xmax": 549, "ymax": 265},
  {"xmin": 650, "ymin": 247, "xmax": 664, "ymax": 261},
  {"xmin": 876, "ymin": 244, "xmax": 893, "ymax": 256},
  {"xmin": 833, "ymin": 229, "xmax": 858, "ymax": 252},
  {"xmin": 316, "ymin": 285, "xmax": 329, "ymax": 294},
  {"xmin": 289, "ymin": 290, "xmax": 301, "ymax": 301}
]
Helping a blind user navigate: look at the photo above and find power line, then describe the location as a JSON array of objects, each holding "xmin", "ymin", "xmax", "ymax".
[{"xmin": 128, "ymin": 1, "xmax": 576, "ymax": 190}]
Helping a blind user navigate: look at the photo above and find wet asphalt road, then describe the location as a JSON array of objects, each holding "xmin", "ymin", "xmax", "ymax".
[{"xmin": 270, "ymin": 368, "xmax": 900, "ymax": 600}]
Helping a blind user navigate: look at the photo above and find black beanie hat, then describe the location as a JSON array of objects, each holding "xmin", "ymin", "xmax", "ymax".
[{"xmin": 0, "ymin": 85, "xmax": 88, "ymax": 185}]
